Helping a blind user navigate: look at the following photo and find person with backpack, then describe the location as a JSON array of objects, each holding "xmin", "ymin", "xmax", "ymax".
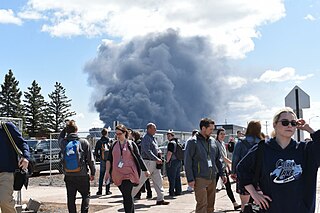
[
  {"xmin": 94, "ymin": 128, "xmax": 112, "ymax": 196},
  {"xmin": 165, "ymin": 129, "xmax": 182, "ymax": 197},
  {"xmin": 237, "ymin": 107, "xmax": 320, "ymax": 212},
  {"xmin": 104, "ymin": 124, "xmax": 150, "ymax": 213},
  {"xmin": 230, "ymin": 120, "xmax": 263, "ymax": 211},
  {"xmin": 58, "ymin": 120, "xmax": 96, "ymax": 213}
]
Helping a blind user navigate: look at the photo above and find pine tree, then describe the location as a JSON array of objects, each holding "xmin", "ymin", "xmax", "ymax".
[
  {"xmin": 47, "ymin": 82, "xmax": 76, "ymax": 132},
  {"xmin": 23, "ymin": 80, "xmax": 50, "ymax": 137},
  {"xmin": 0, "ymin": 69, "xmax": 23, "ymax": 117}
]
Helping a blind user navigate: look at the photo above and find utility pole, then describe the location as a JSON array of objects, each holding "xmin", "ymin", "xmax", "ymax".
[{"xmin": 264, "ymin": 121, "xmax": 269, "ymax": 135}]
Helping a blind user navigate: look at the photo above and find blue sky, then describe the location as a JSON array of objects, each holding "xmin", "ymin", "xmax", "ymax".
[{"xmin": 1, "ymin": 0, "xmax": 320, "ymax": 133}]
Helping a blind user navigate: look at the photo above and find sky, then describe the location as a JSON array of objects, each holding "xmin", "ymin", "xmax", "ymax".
[{"xmin": 1, "ymin": 0, "xmax": 320, "ymax": 134}]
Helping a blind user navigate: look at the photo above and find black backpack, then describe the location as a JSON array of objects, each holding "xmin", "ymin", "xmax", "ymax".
[{"xmin": 174, "ymin": 142, "xmax": 184, "ymax": 161}]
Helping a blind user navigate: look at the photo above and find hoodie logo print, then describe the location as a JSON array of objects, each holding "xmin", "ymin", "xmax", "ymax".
[{"xmin": 270, "ymin": 159, "xmax": 302, "ymax": 184}]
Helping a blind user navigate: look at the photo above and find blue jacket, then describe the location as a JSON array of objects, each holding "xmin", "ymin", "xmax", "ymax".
[
  {"xmin": 184, "ymin": 132, "xmax": 225, "ymax": 183},
  {"xmin": 0, "ymin": 122, "xmax": 30, "ymax": 172},
  {"xmin": 237, "ymin": 130, "xmax": 320, "ymax": 213}
]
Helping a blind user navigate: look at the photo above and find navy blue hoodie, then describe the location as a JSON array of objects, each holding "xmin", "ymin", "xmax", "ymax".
[{"xmin": 237, "ymin": 130, "xmax": 320, "ymax": 213}]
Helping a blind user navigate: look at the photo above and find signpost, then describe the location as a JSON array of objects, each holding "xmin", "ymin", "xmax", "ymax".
[{"xmin": 285, "ymin": 86, "xmax": 310, "ymax": 141}]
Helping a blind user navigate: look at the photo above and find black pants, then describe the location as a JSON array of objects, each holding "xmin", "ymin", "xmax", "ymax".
[
  {"xmin": 216, "ymin": 172, "xmax": 236, "ymax": 203},
  {"xmin": 135, "ymin": 178, "xmax": 152, "ymax": 198},
  {"xmin": 64, "ymin": 175, "xmax": 90, "ymax": 213},
  {"xmin": 118, "ymin": 180, "xmax": 135, "ymax": 213}
]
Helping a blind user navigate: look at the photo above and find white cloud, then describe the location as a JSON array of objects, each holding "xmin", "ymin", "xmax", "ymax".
[
  {"xmin": 253, "ymin": 67, "xmax": 314, "ymax": 83},
  {"xmin": 18, "ymin": 10, "xmax": 44, "ymax": 20},
  {"xmin": 304, "ymin": 14, "xmax": 316, "ymax": 21},
  {"xmin": 73, "ymin": 113, "xmax": 85, "ymax": 119},
  {"xmin": 91, "ymin": 119, "xmax": 104, "ymax": 129},
  {"xmin": 228, "ymin": 95, "xmax": 264, "ymax": 110},
  {"xmin": 16, "ymin": 0, "xmax": 286, "ymax": 58},
  {"xmin": 224, "ymin": 76, "xmax": 247, "ymax": 89},
  {"xmin": 0, "ymin": 9, "xmax": 22, "ymax": 25},
  {"xmin": 69, "ymin": 112, "xmax": 104, "ymax": 131}
]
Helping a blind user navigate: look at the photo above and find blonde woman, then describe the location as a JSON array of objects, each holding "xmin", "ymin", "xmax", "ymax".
[{"xmin": 237, "ymin": 107, "xmax": 319, "ymax": 212}]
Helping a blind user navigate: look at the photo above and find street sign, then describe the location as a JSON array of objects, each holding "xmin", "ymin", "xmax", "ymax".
[
  {"xmin": 285, "ymin": 86, "xmax": 310, "ymax": 109},
  {"xmin": 285, "ymin": 86, "xmax": 310, "ymax": 141}
]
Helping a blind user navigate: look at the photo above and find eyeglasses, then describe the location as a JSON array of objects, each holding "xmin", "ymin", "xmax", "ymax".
[
  {"xmin": 116, "ymin": 132, "xmax": 124, "ymax": 136},
  {"xmin": 278, "ymin": 120, "xmax": 297, "ymax": 127}
]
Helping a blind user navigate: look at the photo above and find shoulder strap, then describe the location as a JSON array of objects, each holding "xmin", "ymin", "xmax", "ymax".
[
  {"xmin": 241, "ymin": 139, "xmax": 252, "ymax": 149},
  {"xmin": 253, "ymin": 140, "xmax": 265, "ymax": 184},
  {"xmin": 248, "ymin": 140, "xmax": 265, "ymax": 203},
  {"xmin": 128, "ymin": 140, "xmax": 138, "ymax": 156},
  {"xmin": 1, "ymin": 122, "xmax": 23, "ymax": 157}
]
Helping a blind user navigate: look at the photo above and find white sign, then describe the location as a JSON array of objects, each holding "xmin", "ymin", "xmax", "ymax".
[{"xmin": 285, "ymin": 86, "xmax": 310, "ymax": 109}]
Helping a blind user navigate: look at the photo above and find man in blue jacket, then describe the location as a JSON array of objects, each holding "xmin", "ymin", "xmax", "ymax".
[
  {"xmin": 184, "ymin": 118, "xmax": 226, "ymax": 213},
  {"xmin": 0, "ymin": 122, "xmax": 30, "ymax": 213}
]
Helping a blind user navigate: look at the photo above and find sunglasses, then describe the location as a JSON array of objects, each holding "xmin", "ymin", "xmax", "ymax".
[{"xmin": 279, "ymin": 120, "xmax": 297, "ymax": 127}]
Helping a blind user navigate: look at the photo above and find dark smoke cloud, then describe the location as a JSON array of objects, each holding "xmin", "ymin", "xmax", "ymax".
[{"xmin": 84, "ymin": 29, "xmax": 229, "ymax": 130}]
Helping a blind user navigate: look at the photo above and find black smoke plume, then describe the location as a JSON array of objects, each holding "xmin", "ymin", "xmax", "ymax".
[{"xmin": 84, "ymin": 29, "xmax": 228, "ymax": 130}]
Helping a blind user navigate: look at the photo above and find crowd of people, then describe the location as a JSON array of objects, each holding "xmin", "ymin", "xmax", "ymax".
[{"xmin": 1, "ymin": 106, "xmax": 320, "ymax": 213}]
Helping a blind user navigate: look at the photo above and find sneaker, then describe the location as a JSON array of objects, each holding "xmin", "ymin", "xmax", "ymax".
[
  {"xmin": 96, "ymin": 191, "xmax": 102, "ymax": 196},
  {"xmin": 187, "ymin": 186, "xmax": 193, "ymax": 192},
  {"xmin": 146, "ymin": 194, "xmax": 152, "ymax": 199},
  {"xmin": 106, "ymin": 191, "xmax": 112, "ymax": 195},
  {"xmin": 156, "ymin": 200, "xmax": 170, "ymax": 205}
]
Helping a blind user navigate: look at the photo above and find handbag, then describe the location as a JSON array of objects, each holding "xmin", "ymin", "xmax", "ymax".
[
  {"xmin": 243, "ymin": 140, "xmax": 265, "ymax": 213},
  {"xmin": 1, "ymin": 122, "xmax": 32, "ymax": 191}
]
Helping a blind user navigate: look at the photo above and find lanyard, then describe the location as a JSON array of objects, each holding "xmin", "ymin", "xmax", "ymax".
[{"xmin": 118, "ymin": 141, "xmax": 126, "ymax": 157}]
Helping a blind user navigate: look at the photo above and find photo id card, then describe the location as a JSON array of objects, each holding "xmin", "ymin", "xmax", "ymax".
[
  {"xmin": 118, "ymin": 160, "xmax": 124, "ymax": 168},
  {"xmin": 207, "ymin": 159, "xmax": 213, "ymax": 167}
]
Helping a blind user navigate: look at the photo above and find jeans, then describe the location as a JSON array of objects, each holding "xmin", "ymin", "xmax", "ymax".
[
  {"xmin": 119, "ymin": 180, "xmax": 135, "ymax": 213},
  {"xmin": 98, "ymin": 160, "xmax": 110, "ymax": 193},
  {"xmin": 64, "ymin": 175, "xmax": 90, "ymax": 213},
  {"xmin": 166, "ymin": 159, "xmax": 182, "ymax": 195}
]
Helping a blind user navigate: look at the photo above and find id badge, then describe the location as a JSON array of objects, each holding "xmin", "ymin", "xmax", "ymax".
[
  {"xmin": 118, "ymin": 160, "xmax": 124, "ymax": 168},
  {"xmin": 207, "ymin": 159, "xmax": 213, "ymax": 168}
]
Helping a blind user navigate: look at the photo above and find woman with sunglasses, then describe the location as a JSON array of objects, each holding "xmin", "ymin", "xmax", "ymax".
[
  {"xmin": 237, "ymin": 107, "xmax": 320, "ymax": 213},
  {"xmin": 105, "ymin": 124, "xmax": 150, "ymax": 213}
]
